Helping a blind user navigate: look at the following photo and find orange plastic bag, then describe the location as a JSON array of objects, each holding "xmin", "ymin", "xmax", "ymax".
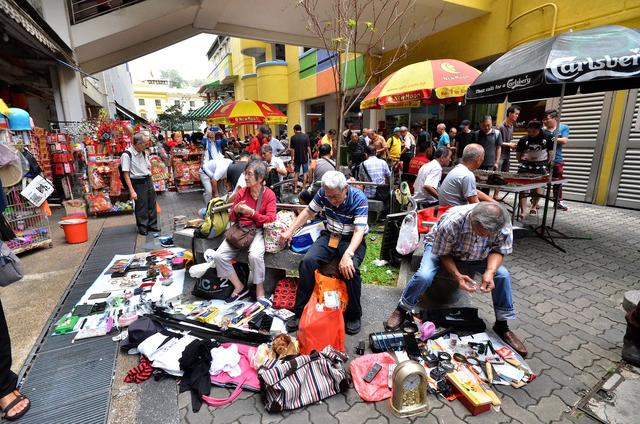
[
  {"xmin": 298, "ymin": 271, "xmax": 349, "ymax": 355},
  {"xmin": 313, "ymin": 270, "xmax": 348, "ymax": 312}
]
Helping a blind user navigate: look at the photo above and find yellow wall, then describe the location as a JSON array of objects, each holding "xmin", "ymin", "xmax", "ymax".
[
  {"xmin": 256, "ymin": 64, "xmax": 288, "ymax": 104},
  {"xmin": 383, "ymin": 0, "xmax": 640, "ymax": 74},
  {"xmin": 287, "ymin": 100, "xmax": 302, "ymax": 129},
  {"xmin": 242, "ymin": 75, "xmax": 258, "ymax": 100}
]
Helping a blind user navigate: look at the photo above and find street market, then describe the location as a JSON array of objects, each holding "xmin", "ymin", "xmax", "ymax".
[{"xmin": 0, "ymin": 1, "xmax": 639, "ymax": 424}]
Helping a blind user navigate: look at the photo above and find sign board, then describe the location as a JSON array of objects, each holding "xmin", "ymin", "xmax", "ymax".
[{"xmin": 20, "ymin": 175, "xmax": 54, "ymax": 207}]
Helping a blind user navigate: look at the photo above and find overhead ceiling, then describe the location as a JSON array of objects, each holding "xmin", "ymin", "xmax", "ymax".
[{"xmin": 71, "ymin": 0, "xmax": 490, "ymax": 73}]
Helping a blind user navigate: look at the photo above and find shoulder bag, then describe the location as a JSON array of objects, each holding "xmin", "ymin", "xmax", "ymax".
[
  {"xmin": 0, "ymin": 241, "xmax": 24, "ymax": 286},
  {"xmin": 225, "ymin": 187, "xmax": 264, "ymax": 249}
]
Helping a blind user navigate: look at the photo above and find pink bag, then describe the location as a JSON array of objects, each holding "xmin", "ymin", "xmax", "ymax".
[
  {"xmin": 350, "ymin": 352, "xmax": 396, "ymax": 402},
  {"xmin": 203, "ymin": 343, "xmax": 260, "ymax": 408}
]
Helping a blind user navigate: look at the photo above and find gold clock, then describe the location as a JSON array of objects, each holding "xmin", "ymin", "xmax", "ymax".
[{"xmin": 389, "ymin": 360, "xmax": 430, "ymax": 418}]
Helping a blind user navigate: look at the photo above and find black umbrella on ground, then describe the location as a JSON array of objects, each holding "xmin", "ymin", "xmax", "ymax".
[
  {"xmin": 466, "ymin": 25, "xmax": 640, "ymax": 103},
  {"xmin": 465, "ymin": 25, "xmax": 640, "ymax": 252}
]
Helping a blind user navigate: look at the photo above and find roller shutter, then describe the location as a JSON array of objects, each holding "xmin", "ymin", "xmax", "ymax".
[{"xmin": 609, "ymin": 90, "xmax": 640, "ymax": 209}]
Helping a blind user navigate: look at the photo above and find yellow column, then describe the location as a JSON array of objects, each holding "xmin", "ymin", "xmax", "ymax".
[{"xmin": 594, "ymin": 90, "xmax": 628, "ymax": 205}]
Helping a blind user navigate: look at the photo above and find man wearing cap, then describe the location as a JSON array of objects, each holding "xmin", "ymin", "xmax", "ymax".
[
  {"xmin": 386, "ymin": 127, "xmax": 402, "ymax": 163},
  {"xmin": 281, "ymin": 171, "xmax": 368, "ymax": 335},
  {"xmin": 400, "ymin": 126, "xmax": 415, "ymax": 173},
  {"xmin": 122, "ymin": 133, "xmax": 158, "ymax": 236},
  {"xmin": 384, "ymin": 202, "xmax": 528, "ymax": 358},
  {"xmin": 516, "ymin": 120, "xmax": 555, "ymax": 218}
]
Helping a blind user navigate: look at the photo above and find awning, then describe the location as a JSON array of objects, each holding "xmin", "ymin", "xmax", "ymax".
[
  {"xmin": 184, "ymin": 100, "xmax": 225, "ymax": 120},
  {"xmin": 115, "ymin": 101, "xmax": 149, "ymax": 126},
  {"xmin": 197, "ymin": 81, "xmax": 220, "ymax": 94}
]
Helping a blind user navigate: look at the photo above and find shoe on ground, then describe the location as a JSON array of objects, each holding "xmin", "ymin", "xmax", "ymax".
[
  {"xmin": 557, "ymin": 202, "xmax": 569, "ymax": 211},
  {"xmin": 345, "ymin": 318, "xmax": 361, "ymax": 335},
  {"xmin": 225, "ymin": 288, "xmax": 248, "ymax": 304},
  {"xmin": 148, "ymin": 227, "xmax": 160, "ymax": 232},
  {"xmin": 384, "ymin": 307, "xmax": 406, "ymax": 331},
  {"xmin": 286, "ymin": 316, "xmax": 299, "ymax": 333},
  {"xmin": 493, "ymin": 325, "xmax": 528, "ymax": 358},
  {"xmin": 138, "ymin": 228, "xmax": 148, "ymax": 236}
]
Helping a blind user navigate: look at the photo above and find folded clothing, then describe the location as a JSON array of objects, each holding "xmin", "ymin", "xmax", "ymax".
[{"xmin": 137, "ymin": 333, "xmax": 198, "ymax": 377}]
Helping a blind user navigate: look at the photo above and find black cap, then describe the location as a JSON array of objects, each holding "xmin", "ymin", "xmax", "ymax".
[
  {"xmin": 460, "ymin": 120, "xmax": 471, "ymax": 128},
  {"xmin": 527, "ymin": 119, "xmax": 542, "ymax": 129},
  {"xmin": 120, "ymin": 317, "xmax": 163, "ymax": 351}
]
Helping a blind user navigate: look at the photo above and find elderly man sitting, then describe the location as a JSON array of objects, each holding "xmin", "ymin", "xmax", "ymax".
[
  {"xmin": 383, "ymin": 202, "xmax": 528, "ymax": 357},
  {"xmin": 282, "ymin": 171, "xmax": 368, "ymax": 335}
]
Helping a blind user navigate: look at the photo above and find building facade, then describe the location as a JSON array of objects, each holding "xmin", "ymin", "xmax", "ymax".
[{"xmin": 132, "ymin": 80, "xmax": 206, "ymax": 121}]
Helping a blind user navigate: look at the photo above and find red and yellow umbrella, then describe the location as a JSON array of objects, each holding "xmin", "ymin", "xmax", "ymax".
[
  {"xmin": 360, "ymin": 59, "xmax": 481, "ymax": 109},
  {"xmin": 208, "ymin": 99, "xmax": 287, "ymax": 125}
]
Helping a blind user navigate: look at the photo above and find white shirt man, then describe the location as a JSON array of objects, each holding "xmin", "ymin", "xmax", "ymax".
[{"xmin": 413, "ymin": 147, "xmax": 451, "ymax": 206}]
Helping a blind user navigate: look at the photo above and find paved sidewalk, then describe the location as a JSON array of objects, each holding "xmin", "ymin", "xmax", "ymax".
[{"xmin": 109, "ymin": 193, "xmax": 640, "ymax": 424}]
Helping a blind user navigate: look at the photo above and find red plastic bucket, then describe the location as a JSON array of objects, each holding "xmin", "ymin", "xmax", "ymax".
[{"xmin": 59, "ymin": 218, "xmax": 88, "ymax": 244}]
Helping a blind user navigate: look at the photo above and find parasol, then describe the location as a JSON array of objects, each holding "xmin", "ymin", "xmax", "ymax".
[{"xmin": 208, "ymin": 99, "xmax": 287, "ymax": 125}]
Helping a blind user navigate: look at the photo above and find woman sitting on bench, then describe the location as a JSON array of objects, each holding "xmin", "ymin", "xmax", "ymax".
[{"xmin": 212, "ymin": 160, "xmax": 277, "ymax": 303}]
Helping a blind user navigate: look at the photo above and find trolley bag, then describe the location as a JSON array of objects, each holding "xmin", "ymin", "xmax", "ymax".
[
  {"xmin": 194, "ymin": 197, "xmax": 229, "ymax": 239},
  {"xmin": 258, "ymin": 346, "xmax": 350, "ymax": 412},
  {"xmin": 192, "ymin": 261, "xmax": 249, "ymax": 300}
]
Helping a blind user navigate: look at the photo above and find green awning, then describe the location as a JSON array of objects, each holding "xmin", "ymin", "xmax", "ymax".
[
  {"xmin": 198, "ymin": 81, "xmax": 220, "ymax": 94},
  {"xmin": 184, "ymin": 100, "xmax": 224, "ymax": 120}
]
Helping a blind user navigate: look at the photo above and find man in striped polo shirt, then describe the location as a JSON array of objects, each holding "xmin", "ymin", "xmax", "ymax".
[{"xmin": 281, "ymin": 171, "xmax": 368, "ymax": 335}]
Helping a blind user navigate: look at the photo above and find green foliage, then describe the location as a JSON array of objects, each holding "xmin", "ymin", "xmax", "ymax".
[
  {"xmin": 160, "ymin": 69, "xmax": 185, "ymax": 88},
  {"xmin": 362, "ymin": 233, "xmax": 398, "ymax": 286},
  {"xmin": 156, "ymin": 104, "xmax": 185, "ymax": 131}
]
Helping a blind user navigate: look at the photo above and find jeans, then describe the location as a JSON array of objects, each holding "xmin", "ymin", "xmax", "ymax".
[
  {"xmin": 295, "ymin": 232, "xmax": 366, "ymax": 321},
  {"xmin": 399, "ymin": 244, "xmax": 516, "ymax": 321},
  {"xmin": 552, "ymin": 161, "xmax": 564, "ymax": 202},
  {"xmin": 0, "ymin": 299, "xmax": 18, "ymax": 398}
]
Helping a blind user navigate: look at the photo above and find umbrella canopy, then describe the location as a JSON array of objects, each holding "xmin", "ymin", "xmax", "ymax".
[
  {"xmin": 466, "ymin": 25, "xmax": 640, "ymax": 103},
  {"xmin": 209, "ymin": 99, "xmax": 287, "ymax": 125},
  {"xmin": 361, "ymin": 59, "xmax": 481, "ymax": 109}
]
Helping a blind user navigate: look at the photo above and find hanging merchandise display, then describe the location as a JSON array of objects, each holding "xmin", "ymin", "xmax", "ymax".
[
  {"xmin": 0, "ymin": 106, "xmax": 53, "ymax": 254},
  {"xmin": 170, "ymin": 143, "xmax": 204, "ymax": 193},
  {"xmin": 84, "ymin": 119, "xmax": 137, "ymax": 215}
]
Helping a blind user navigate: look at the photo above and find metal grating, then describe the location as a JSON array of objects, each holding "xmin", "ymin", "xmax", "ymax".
[
  {"xmin": 616, "ymin": 148, "xmax": 640, "ymax": 206},
  {"xmin": 558, "ymin": 92, "xmax": 606, "ymax": 202},
  {"xmin": 17, "ymin": 225, "xmax": 137, "ymax": 424}
]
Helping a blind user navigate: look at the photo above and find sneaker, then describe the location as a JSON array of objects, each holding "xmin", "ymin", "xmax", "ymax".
[
  {"xmin": 286, "ymin": 316, "xmax": 299, "ymax": 333},
  {"xmin": 557, "ymin": 201, "xmax": 568, "ymax": 211},
  {"xmin": 225, "ymin": 288, "xmax": 248, "ymax": 304}
]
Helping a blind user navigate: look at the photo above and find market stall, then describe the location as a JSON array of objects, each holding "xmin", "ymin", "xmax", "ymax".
[
  {"xmin": 0, "ymin": 105, "xmax": 53, "ymax": 254},
  {"xmin": 84, "ymin": 119, "xmax": 137, "ymax": 215}
]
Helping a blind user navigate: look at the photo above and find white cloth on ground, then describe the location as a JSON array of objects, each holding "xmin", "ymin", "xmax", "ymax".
[
  {"xmin": 209, "ymin": 344, "xmax": 242, "ymax": 377},
  {"xmin": 140, "ymin": 334, "xmax": 198, "ymax": 377}
]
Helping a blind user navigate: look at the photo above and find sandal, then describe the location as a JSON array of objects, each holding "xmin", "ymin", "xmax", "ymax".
[{"xmin": 1, "ymin": 391, "xmax": 30, "ymax": 421}]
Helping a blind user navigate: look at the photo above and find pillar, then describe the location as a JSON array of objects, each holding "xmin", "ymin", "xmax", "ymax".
[{"xmin": 56, "ymin": 66, "xmax": 87, "ymax": 121}]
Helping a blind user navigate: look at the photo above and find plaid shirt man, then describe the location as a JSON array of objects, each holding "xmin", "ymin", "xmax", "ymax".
[
  {"xmin": 425, "ymin": 204, "xmax": 512, "ymax": 261},
  {"xmin": 359, "ymin": 156, "xmax": 391, "ymax": 198}
]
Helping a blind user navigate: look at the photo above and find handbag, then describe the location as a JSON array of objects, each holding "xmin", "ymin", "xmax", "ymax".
[
  {"xmin": 272, "ymin": 277, "xmax": 299, "ymax": 310},
  {"xmin": 225, "ymin": 187, "xmax": 264, "ymax": 249},
  {"xmin": 0, "ymin": 241, "xmax": 23, "ymax": 286},
  {"xmin": 263, "ymin": 210, "xmax": 296, "ymax": 253},
  {"xmin": 258, "ymin": 346, "xmax": 350, "ymax": 412}
]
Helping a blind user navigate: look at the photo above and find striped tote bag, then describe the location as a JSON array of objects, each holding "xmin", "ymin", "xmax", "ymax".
[{"xmin": 258, "ymin": 346, "xmax": 350, "ymax": 412}]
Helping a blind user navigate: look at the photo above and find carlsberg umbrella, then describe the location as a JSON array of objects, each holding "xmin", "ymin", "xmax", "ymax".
[{"xmin": 466, "ymin": 25, "xmax": 640, "ymax": 104}]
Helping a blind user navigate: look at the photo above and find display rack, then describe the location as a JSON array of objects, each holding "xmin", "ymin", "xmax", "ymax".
[
  {"xmin": 3, "ymin": 184, "xmax": 53, "ymax": 254},
  {"xmin": 170, "ymin": 147, "xmax": 203, "ymax": 193}
]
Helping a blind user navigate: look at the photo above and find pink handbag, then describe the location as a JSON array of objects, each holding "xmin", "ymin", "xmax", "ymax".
[{"xmin": 202, "ymin": 343, "xmax": 260, "ymax": 408}]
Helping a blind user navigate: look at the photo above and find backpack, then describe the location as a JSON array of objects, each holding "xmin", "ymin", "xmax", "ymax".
[
  {"xmin": 119, "ymin": 150, "xmax": 132, "ymax": 189},
  {"xmin": 192, "ymin": 262, "xmax": 249, "ymax": 300},
  {"xmin": 194, "ymin": 197, "xmax": 229, "ymax": 239}
]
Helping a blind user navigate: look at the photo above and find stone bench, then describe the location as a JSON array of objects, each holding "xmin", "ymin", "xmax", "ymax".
[{"xmin": 173, "ymin": 228, "xmax": 304, "ymax": 293}]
